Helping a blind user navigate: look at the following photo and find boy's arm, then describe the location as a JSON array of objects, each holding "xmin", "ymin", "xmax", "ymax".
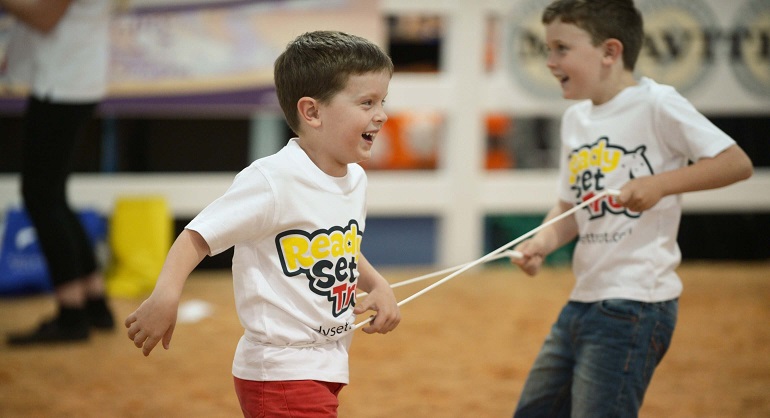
[
  {"xmin": 125, "ymin": 229, "xmax": 210, "ymax": 356},
  {"xmin": 619, "ymin": 144, "xmax": 753, "ymax": 213},
  {"xmin": 511, "ymin": 199, "xmax": 578, "ymax": 276},
  {"xmin": 353, "ymin": 253, "xmax": 401, "ymax": 334}
]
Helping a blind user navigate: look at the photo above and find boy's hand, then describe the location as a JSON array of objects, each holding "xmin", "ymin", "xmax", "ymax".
[
  {"xmin": 510, "ymin": 240, "xmax": 545, "ymax": 276},
  {"xmin": 353, "ymin": 285, "xmax": 401, "ymax": 335},
  {"xmin": 618, "ymin": 176, "xmax": 664, "ymax": 212},
  {"xmin": 125, "ymin": 291, "xmax": 180, "ymax": 357}
]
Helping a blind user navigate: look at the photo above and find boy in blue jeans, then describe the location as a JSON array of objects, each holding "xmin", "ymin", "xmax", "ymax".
[{"xmin": 509, "ymin": 1, "xmax": 753, "ymax": 417}]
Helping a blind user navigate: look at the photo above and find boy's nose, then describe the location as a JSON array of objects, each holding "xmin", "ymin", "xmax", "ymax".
[
  {"xmin": 374, "ymin": 109, "xmax": 388, "ymax": 124},
  {"xmin": 545, "ymin": 52, "xmax": 557, "ymax": 69}
]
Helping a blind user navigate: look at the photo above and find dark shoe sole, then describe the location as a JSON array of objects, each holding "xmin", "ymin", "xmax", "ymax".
[{"xmin": 7, "ymin": 318, "xmax": 90, "ymax": 346}]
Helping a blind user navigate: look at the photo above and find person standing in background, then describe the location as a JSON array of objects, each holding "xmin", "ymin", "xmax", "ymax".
[{"xmin": 1, "ymin": 0, "xmax": 115, "ymax": 345}]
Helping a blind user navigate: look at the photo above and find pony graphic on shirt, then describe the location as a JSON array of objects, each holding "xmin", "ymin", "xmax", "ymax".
[
  {"xmin": 275, "ymin": 219, "xmax": 362, "ymax": 317},
  {"xmin": 568, "ymin": 137, "xmax": 653, "ymax": 219}
]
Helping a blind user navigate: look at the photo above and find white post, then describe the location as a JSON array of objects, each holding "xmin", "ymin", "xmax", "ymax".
[{"xmin": 438, "ymin": 3, "xmax": 488, "ymax": 266}]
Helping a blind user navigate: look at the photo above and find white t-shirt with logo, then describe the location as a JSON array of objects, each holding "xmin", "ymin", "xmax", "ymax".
[
  {"xmin": 557, "ymin": 77, "xmax": 734, "ymax": 303},
  {"xmin": 187, "ymin": 139, "xmax": 366, "ymax": 384}
]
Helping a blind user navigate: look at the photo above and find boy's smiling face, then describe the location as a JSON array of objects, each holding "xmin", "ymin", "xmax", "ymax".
[
  {"xmin": 312, "ymin": 69, "xmax": 390, "ymax": 176},
  {"xmin": 544, "ymin": 19, "xmax": 608, "ymax": 103}
]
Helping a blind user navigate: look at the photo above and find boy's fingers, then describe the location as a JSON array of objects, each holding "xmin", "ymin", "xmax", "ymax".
[
  {"xmin": 162, "ymin": 326, "xmax": 175, "ymax": 350},
  {"xmin": 376, "ymin": 315, "xmax": 399, "ymax": 334},
  {"xmin": 363, "ymin": 315, "xmax": 378, "ymax": 333},
  {"xmin": 132, "ymin": 330, "xmax": 146, "ymax": 348},
  {"xmin": 126, "ymin": 327, "xmax": 135, "ymax": 341},
  {"xmin": 127, "ymin": 323, "xmax": 140, "ymax": 341},
  {"xmin": 363, "ymin": 308, "xmax": 400, "ymax": 334},
  {"xmin": 353, "ymin": 296, "xmax": 375, "ymax": 314},
  {"xmin": 142, "ymin": 335, "xmax": 162, "ymax": 356},
  {"xmin": 522, "ymin": 257, "xmax": 542, "ymax": 276}
]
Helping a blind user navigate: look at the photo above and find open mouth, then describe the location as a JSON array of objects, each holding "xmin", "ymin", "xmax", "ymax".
[{"xmin": 362, "ymin": 132, "xmax": 376, "ymax": 142}]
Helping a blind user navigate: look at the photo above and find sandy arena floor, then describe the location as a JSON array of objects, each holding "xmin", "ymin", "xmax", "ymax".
[{"xmin": 1, "ymin": 261, "xmax": 769, "ymax": 417}]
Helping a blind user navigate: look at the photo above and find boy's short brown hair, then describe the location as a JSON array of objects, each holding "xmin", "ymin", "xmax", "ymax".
[
  {"xmin": 542, "ymin": 0, "xmax": 644, "ymax": 71},
  {"xmin": 274, "ymin": 31, "xmax": 394, "ymax": 133}
]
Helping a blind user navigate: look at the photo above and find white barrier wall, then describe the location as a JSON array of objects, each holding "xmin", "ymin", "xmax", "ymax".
[{"xmin": 1, "ymin": 0, "xmax": 768, "ymax": 266}]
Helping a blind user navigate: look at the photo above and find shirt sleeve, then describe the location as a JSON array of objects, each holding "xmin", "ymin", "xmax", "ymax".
[
  {"xmin": 186, "ymin": 163, "xmax": 275, "ymax": 256},
  {"xmin": 653, "ymin": 88, "xmax": 735, "ymax": 162}
]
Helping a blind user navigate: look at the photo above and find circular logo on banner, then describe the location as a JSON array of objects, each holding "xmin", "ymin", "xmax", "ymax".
[
  {"xmin": 506, "ymin": 0, "xmax": 562, "ymax": 99},
  {"xmin": 506, "ymin": 0, "xmax": 719, "ymax": 98},
  {"xmin": 731, "ymin": 0, "xmax": 770, "ymax": 99},
  {"xmin": 635, "ymin": 0, "xmax": 719, "ymax": 95}
]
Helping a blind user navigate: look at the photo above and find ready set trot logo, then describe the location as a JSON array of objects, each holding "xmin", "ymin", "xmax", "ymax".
[
  {"xmin": 568, "ymin": 137, "xmax": 652, "ymax": 219},
  {"xmin": 276, "ymin": 220, "xmax": 361, "ymax": 317}
]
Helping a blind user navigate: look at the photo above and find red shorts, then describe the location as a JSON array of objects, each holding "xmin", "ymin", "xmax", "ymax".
[{"xmin": 233, "ymin": 377, "xmax": 345, "ymax": 418}]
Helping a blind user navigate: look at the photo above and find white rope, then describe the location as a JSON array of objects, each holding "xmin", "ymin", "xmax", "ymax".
[
  {"xmin": 288, "ymin": 189, "xmax": 620, "ymax": 347},
  {"xmin": 351, "ymin": 189, "xmax": 621, "ymax": 331},
  {"xmin": 355, "ymin": 250, "xmax": 523, "ymax": 298}
]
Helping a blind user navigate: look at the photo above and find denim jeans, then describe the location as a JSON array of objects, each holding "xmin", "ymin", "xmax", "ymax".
[{"xmin": 514, "ymin": 299, "xmax": 678, "ymax": 418}]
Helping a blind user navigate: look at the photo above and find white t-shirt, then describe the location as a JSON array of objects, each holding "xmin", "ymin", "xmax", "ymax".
[
  {"xmin": 557, "ymin": 77, "xmax": 735, "ymax": 303},
  {"xmin": 2, "ymin": 0, "xmax": 110, "ymax": 101},
  {"xmin": 187, "ymin": 139, "xmax": 367, "ymax": 384}
]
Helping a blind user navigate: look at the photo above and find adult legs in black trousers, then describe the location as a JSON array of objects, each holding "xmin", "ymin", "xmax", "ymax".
[{"xmin": 7, "ymin": 97, "xmax": 114, "ymax": 346}]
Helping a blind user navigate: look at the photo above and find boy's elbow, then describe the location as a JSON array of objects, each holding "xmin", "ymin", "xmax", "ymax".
[
  {"xmin": 737, "ymin": 152, "xmax": 754, "ymax": 181},
  {"xmin": 727, "ymin": 145, "xmax": 754, "ymax": 182},
  {"xmin": 739, "ymin": 162, "xmax": 753, "ymax": 181}
]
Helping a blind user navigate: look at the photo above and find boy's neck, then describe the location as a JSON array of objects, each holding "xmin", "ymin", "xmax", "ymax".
[
  {"xmin": 593, "ymin": 70, "xmax": 638, "ymax": 105},
  {"xmin": 295, "ymin": 136, "xmax": 349, "ymax": 178}
]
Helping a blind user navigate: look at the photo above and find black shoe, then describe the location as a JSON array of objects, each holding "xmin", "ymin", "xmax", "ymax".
[
  {"xmin": 7, "ymin": 307, "xmax": 90, "ymax": 346},
  {"xmin": 86, "ymin": 297, "xmax": 115, "ymax": 330}
]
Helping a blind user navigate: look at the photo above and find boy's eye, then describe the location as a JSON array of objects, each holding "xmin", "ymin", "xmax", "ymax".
[
  {"xmin": 547, "ymin": 43, "xmax": 567, "ymax": 53},
  {"xmin": 361, "ymin": 98, "xmax": 386, "ymax": 107}
]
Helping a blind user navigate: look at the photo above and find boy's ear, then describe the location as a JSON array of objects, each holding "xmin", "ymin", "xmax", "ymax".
[
  {"xmin": 603, "ymin": 38, "xmax": 624, "ymax": 64},
  {"xmin": 297, "ymin": 97, "xmax": 321, "ymax": 128}
]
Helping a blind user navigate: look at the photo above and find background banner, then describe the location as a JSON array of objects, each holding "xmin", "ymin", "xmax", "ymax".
[
  {"xmin": 0, "ymin": 0, "xmax": 383, "ymax": 115},
  {"xmin": 504, "ymin": 0, "xmax": 770, "ymax": 115},
  {"xmin": 1, "ymin": 0, "xmax": 767, "ymax": 115}
]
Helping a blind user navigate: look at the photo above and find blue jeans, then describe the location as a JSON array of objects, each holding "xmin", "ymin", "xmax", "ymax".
[{"xmin": 514, "ymin": 299, "xmax": 678, "ymax": 418}]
